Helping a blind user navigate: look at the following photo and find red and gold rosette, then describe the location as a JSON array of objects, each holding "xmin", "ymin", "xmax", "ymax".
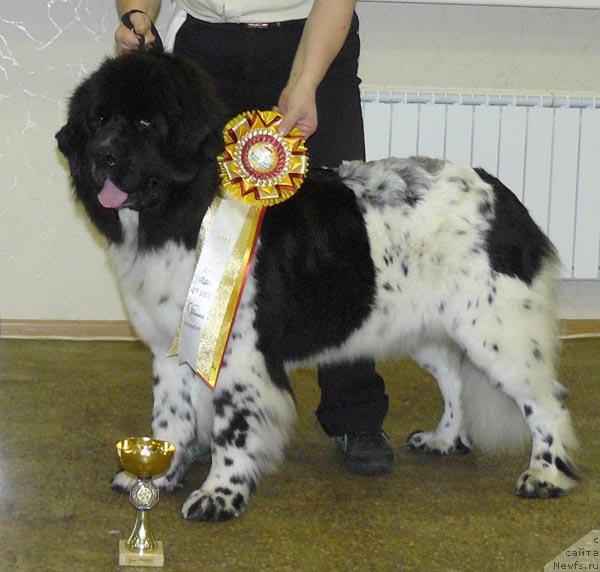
[{"xmin": 218, "ymin": 110, "xmax": 308, "ymax": 206}]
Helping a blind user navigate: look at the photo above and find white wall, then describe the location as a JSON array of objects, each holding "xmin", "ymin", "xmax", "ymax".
[{"xmin": 1, "ymin": 1, "xmax": 599, "ymax": 322}]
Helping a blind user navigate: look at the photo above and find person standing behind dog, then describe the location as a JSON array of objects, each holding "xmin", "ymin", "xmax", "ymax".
[{"xmin": 115, "ymin": 0, "xmax": 394, "ymax": 476}]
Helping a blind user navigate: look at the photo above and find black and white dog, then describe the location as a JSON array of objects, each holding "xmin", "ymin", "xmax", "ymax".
[{"xmin": 56, "ymin": 51, "xmax": 578, "ymax": 522}]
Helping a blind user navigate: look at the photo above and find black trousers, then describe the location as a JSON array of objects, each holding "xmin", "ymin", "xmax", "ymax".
[{"xmin": 174, "ymin": 13, "xmax": 389, "ymax": 436}]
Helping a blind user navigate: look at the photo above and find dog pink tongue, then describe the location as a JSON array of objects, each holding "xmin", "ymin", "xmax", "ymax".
[{"xmin": 98, "ymin": 179, "xmax": 128, "ymax": 209}]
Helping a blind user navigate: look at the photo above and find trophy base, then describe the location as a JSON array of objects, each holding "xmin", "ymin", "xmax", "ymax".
[{"xmin": 119, "ymin": 540, "xmax": 164, "ymax": 567}]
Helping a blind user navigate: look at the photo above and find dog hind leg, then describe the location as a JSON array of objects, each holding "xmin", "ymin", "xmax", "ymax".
[
  {"xmin": 453, "ymin": 276, "xmax": 578, "ymax": 498},
  {"xmin": 406, "ymin": 341, "xmax": 472, "ymax": 455}
]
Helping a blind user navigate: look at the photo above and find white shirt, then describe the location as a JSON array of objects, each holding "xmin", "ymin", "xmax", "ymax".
[{"xmin": 173, "ymin": 0, "xmax": 314, "ymax": 23}]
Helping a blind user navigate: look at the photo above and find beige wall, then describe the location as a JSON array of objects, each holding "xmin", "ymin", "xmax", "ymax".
[
  {"xmin": 1, "ymin": 1, "xmax": 599, "ymax": 323},
  {"xmin": 357, "ymin": 2, "xmax": 600, "ymax": 93}
]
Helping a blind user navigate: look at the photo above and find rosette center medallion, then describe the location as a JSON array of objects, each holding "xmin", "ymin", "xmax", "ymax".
[{"xmin": 218, "ymin": 110, "xmax": 308, "ymax": 206}]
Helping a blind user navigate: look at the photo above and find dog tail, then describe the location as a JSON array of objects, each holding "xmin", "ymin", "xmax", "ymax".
[{"xmin": 460, "ymin": 359, "xmax": 531, "ymax": 453}]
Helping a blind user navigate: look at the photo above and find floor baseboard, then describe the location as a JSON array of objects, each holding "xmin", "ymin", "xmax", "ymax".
[
  {"xmin": 0, "ymin": 319, "xmax": 137, "ymax": 340},
  {"xmin": 559, "ymin": 319, "xmax": 600, "ymax": 338},
  {"xmin": 1, "ymin": 318, "xmax": 599, "ymax": 341}
]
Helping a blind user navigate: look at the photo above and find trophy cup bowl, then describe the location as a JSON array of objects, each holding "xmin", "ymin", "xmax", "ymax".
[
  {"xmin": 116, "ymin": 437, "xmax": 175, "ymax": 478},
  {"xmin": 115, "ymin": 437, "xmax": 175, "ymax": 567}
]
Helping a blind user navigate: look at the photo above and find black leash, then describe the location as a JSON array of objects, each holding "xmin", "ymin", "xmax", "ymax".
[{"xmin": 121, "ymin": 9, "xmax": 164, "ymax": 51}]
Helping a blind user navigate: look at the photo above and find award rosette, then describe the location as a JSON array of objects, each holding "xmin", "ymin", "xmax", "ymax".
[
  {"xmin": 219, "ymin": 109, "xmax": 308, "ymax": 205},
  {"xmin": 173, "ymin": 110, "xmax": 308, "ymax": 388}
]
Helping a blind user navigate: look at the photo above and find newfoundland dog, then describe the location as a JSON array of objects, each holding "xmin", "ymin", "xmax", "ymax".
[{"xmin": 56, "ymin": 51, "xmax": 578, "ymax": 522}]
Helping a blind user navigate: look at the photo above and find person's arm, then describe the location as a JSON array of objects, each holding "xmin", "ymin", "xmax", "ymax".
[
  {"xmin": 278, "ymin": 0, "xmax": 357, "ymax": 138},
  {"xmin": 115, "ymin": 0, "xmax": 161, "ymax": 53}
]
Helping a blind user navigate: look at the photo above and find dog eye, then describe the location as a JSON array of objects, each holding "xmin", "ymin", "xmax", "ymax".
[{"xmin": 89, "ymin": 114, "xmax": 105, "ymax": 132}]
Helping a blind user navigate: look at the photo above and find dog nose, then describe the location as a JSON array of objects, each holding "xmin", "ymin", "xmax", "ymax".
[
  {"xmin": 94, "ymin": 144, "xmax": 119, "ymax": 168},
  {"xmin": 101, "ymin": 150, "xmax": 118, "ymax": 167}
]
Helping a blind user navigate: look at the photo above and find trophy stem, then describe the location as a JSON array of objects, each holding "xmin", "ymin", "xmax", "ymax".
[{"xmin": 127, "ymin": 509, "xmax": 158, "ymax": 552}]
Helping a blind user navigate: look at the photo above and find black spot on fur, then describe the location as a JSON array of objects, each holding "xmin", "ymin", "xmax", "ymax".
[
  {"xmin": 224, "ymin": 457, "xmax": 233, "ymax": 466},
  {"xmin": 215, "ymin": 409, "xmax": 250, "ymax": 449},
  {"xmin": 523, "ymin": 404, "xmax": 532, "ymax": 417},
  {"xmin": 230, "ymin": 474, "xmax": 246, "ymax": 485},
  {"xmin": 159, "ymin": 295, "xmax": 169, "ymax": 304},
  {"xmin": 555, "ymin": 456, "xmax": 580, "ymax": 481},
  {"xmin": 542, "ymin": 434, "xmax": 554, "ymax": 446},
  {"xmin": 533, "ymin": 347, "xmax": 543, "ymax": 361},
  {"xmin": 541, "ymin": 451, "xmax": 553, "ymax": 464},
  {"xmin": 232, "ymin": 493, "xmax": 245, "ymax": 511},
  {"xmin": 215, "ymin": 487, "xmax": 232, "ymax": 496},
  {"xmin": 479, "ymin": 200, "xmax": 492, "ymax": 217},
  {"xmin": 214, "ymin": 391, "xmax": 233, "ymax": 417},
  {"xmin": 475, "ymin": 168, "xmax": 556, "ymax": 285}
]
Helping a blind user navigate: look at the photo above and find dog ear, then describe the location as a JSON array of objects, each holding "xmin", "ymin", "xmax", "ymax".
[{"xmin": 55, "ymin": 122, "xmax": 75, "ymax": 156}]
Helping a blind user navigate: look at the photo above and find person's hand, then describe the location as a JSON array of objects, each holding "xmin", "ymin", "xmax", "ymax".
[
  {"xmin": 277, "ymin": 83, "xmax": 318, "ymax": 139},
  {"xmin": 115, "ymin": 11, "xmax": 156, "ymax": 54}
]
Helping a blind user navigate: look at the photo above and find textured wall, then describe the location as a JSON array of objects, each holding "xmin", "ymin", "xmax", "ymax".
[
  {"xmin": 1, "ymin": 2, "xmax": 599, "ymax": 322},
  {"xmin": 0, "ymin": 2, "xmax": 171, "ymax": 321}
]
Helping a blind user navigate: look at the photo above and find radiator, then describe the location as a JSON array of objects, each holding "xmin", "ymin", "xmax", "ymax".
[{"xmin": 361, "ymin": 89, "xmax": 600, "ymax": 279}]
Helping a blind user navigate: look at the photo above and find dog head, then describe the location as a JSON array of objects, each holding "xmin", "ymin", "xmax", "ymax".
[{"xmin": 56, "ymin": 51, "xmax": 226, "ymax": 247}]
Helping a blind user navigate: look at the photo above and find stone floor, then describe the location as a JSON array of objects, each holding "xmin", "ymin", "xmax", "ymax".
[{"xmin": 0, "ymin": 338, "xmax": 598, "ymax": 571}]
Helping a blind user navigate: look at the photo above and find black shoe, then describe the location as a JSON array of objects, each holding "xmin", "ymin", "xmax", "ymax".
[{"xmin": 335, "ymin": 430, "xmax": 394, "ymax": 476}]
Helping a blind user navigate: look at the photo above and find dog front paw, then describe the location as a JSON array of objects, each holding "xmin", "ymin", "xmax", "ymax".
[{"xmin": 181, "ymin": 487, "xmax": 247, "ymax": 522}]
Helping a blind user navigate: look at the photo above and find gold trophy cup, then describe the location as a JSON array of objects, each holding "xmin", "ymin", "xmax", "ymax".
[{"xmin": 115, "ymin": 437, "xmax": 175, "ymax": 567}]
